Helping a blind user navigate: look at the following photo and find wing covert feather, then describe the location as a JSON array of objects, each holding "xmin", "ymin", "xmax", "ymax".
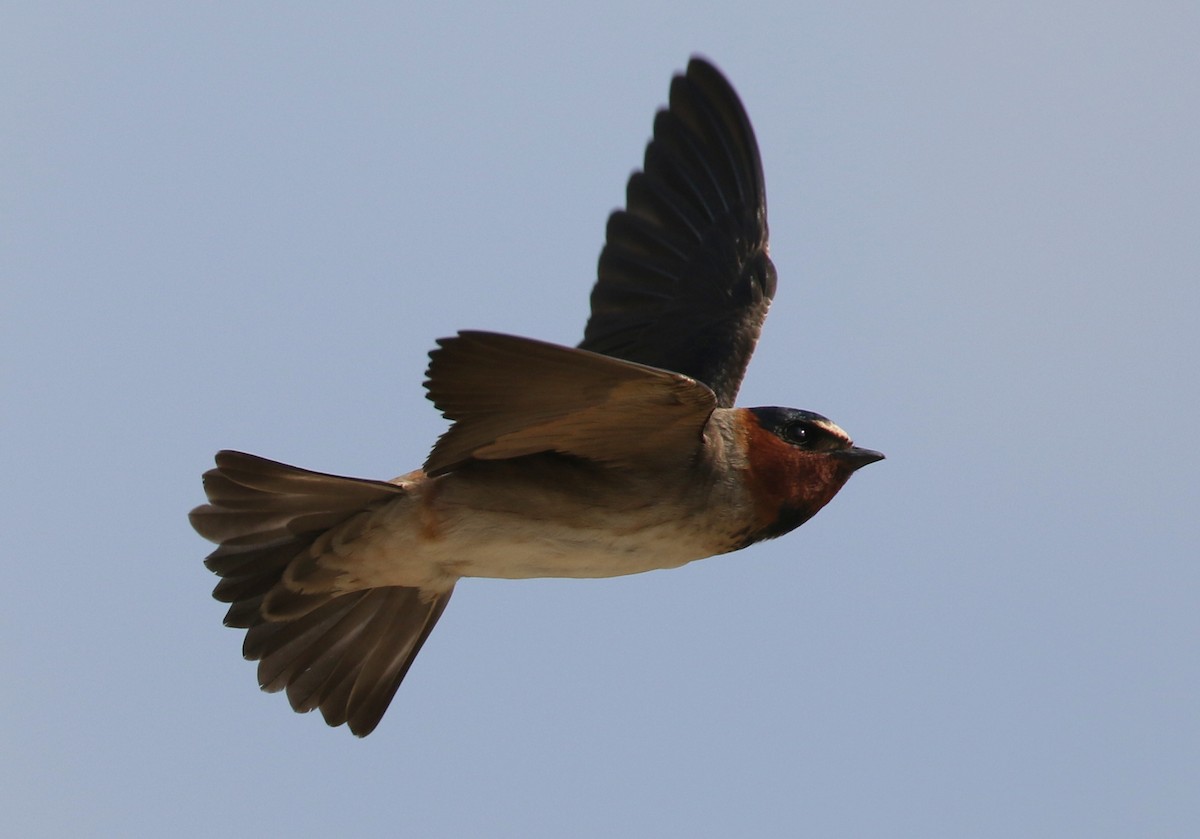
[{"xmin": 424, "ymin": 331, "xmax": 715, "ymax": 476}]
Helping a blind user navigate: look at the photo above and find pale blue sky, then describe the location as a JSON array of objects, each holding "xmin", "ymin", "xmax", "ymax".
[{"xmin": 5, "ymin": 2, "xmax": 1198, "ymax": 836}]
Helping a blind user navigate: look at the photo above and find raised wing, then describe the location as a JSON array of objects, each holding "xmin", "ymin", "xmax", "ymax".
[
  {"xmin": 580, "ymin": 57, "xmax": 775, "ymax": 407},
  {"xmin": 423, "ymin": 331, "xmax": 715, "ymax": 476}
]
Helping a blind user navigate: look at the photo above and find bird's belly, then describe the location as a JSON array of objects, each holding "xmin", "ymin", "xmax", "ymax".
[
  {"xmin": 438, "ymin": 508, "xmax": 716, "ymax": 580},
  {"xmin": 325, "ymin": 467, "xmax": 748, "ymax": 591},
  {"xmin": 342, "ymin": 498, "xmax": 727, "ymax": 588}
]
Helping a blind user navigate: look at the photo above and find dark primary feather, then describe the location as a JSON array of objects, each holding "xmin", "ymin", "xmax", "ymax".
[
  {"xmin": 580, "ymin": 57, "xmax": 775, "ymax": 407},
  {"xmin": 191, "ymin": 451, "xmax": 452, "ymax": 737}
]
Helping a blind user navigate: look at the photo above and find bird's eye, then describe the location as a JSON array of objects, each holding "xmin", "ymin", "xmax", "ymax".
[{"xmin": 782, "ymin": 421, "xmax": 812, "ymax": 446}]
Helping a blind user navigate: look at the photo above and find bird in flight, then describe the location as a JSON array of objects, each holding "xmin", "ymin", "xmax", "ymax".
[{"xmin": 191, "ymin": 57, "xmax": 883, "ymax": 736}]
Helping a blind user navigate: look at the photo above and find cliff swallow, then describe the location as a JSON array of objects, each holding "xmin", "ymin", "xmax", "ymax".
[{"xmin": 191, "ymin": 58, "xmax": 883, "ymax": 736}]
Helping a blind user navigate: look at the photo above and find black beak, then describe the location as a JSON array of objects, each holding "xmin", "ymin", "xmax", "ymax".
[{"xmin": 833, "ymin": 446, "xmax": 885, "ymax": 470}]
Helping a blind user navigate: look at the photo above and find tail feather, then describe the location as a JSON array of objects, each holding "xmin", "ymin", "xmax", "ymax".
[
  {"xmin": 207, "ymin": 541, "xmax": 299, "ymax": 604},
  {"xmin": 191, "ymin": 450, "xmax": 453, "ymax": 737}
]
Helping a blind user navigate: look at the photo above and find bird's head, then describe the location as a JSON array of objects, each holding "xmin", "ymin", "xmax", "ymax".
[{"xmin": 736, "ymin": 406, "xmax": 884, "ymax": 544}]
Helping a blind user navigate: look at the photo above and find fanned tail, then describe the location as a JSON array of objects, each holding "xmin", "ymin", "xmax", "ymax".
[{"xmin": 190, "ymin": 450, "xmax": 453, "ymax": 736}]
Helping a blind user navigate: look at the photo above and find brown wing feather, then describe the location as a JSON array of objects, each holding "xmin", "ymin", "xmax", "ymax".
[{"xmin": 422, "ymin": 331, "xmax": 716, "ymax": 476}]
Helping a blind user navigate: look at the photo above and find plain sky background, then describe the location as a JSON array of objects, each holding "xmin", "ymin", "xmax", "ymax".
[{"xmin": 5, "ymin": 2, "xmax": 1198, "ymax": 836}]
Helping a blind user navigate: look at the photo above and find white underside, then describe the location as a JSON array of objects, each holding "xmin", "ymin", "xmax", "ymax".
[{"xmin": 317, "ymin": 482, "xmax": 734, "ymax": 594}]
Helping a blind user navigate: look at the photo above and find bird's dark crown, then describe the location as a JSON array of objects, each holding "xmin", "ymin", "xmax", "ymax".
[{"xmin": 746, "ymin": 406, "xmax": 854, "ymax": 452}]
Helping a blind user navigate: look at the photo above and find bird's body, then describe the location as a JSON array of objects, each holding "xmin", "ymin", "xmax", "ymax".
[
  {"xmin": 192, "ymin": 58, "xmax": 883, "ymax": 735},
  {"xmin": 302, "ymin": 452, "xmax": 735, "ymax": 590}
]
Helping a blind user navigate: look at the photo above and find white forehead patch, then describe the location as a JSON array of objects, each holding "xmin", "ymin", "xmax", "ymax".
[{"xmin": 813, "ymin": 418, "xmax": 853, "ymax": 446}]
